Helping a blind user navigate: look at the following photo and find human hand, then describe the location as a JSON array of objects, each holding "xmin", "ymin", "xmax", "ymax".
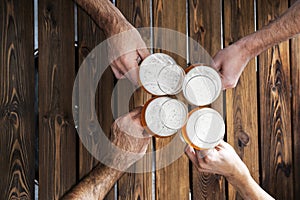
[
  {"xmin": 213, "ymin": 42, "xmax": 251, "ymax": 89},
  {"xmin": 185, "ymin": 140, "xmax": 250, "ymax": 181},
  {"xmin": 109, "ymin": 107, "xmax": 151, "ymax": 170},
  {"xmin": 105, "ymin": 18, "xmax": 150, "ymax": 85}
]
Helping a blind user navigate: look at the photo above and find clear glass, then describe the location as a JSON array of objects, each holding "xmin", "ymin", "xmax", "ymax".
[
  {"xmin": 183, "ymin": 65, "xmax": 222, "ymax": 106},
  {"xmin": 181, "ymin": 107, "xmax": 225, "ymax": 150},
  {"xmin": 141, "ymin": 97, "xmax": 188, "ymax": 137},
  {"xmin": 139, "ymin": 53, "xmax": 185, "ymax": 95}
]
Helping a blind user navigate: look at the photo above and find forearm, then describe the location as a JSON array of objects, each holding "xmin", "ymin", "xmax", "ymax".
[
  {"xmin": 237, "ymin": 0, "xmax": 300, "ymax": 58},
  {"xmin": 74, "ymin": 0, "xmax": 130, "ymax": 35},
  {"xmin": 62, "ymin": 164, "xmax": 123, "ymax": 200},
  {"xmin": 227, "ymin": 173, "xmax": 274, "ymax": 200}
]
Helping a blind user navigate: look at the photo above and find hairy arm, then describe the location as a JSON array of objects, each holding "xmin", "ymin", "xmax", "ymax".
[
  {"xmin": 214, "ymin": 0, "xmax": 300, "ymax": 88},
  {"xmin": 74, "ymin": 0, "xmax": 130, "ymax": 36},
  {"xmin": 62, "ymin": 165, "xmax": 122, "ymax": 200},
  {"xmin": 226, "ymin": 171, "xmax": 274, "ymax": 200},
  {"xmin": 74, "ymin": 0, "xmax": 150, "ymax": 84},
  {"xmin": 238, "ymin": 0, "xmax": 300, "ymax": 58},
  {"xmin": 186, "ymin": 141, "xmax": 274, "ymax": 200},
  {"xmin": 61, "ymin": 108, "xmax": 150, "ymax": 200}
]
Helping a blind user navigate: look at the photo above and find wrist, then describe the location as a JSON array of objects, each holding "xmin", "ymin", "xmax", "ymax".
[
  {"xmin": 235, "ymin": 37, "xmax": 257, "ymax": 61},
  {"xmin": 225, "ymin": 164, "xmax": 251, "ymax": 187},
  {"xmin": 103, "ymin": 16, "xmax": 133, "ymax": 37}
]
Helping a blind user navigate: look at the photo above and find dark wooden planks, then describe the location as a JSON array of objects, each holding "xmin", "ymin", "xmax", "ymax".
[
  {"xmin": 0, "ymin": 0, "xmax": 35, "ymax": 199},
  {"xmin": 291, "ymin": 34, "xmax": 300, "ymax": 200},
  {"xmin": 223, "ymin": 0, "xmax": 259, "ymax": 199},
  {"xmin": 76, "ymin": 4, "xmax": 116, "ymax": 200},
  {"xmin": 257, "ymin": 0, "xmax": 293, "ymax": 199},
  {"xmin": 153, "ymin": 0, "xmax": 189, "ymax": 199},
  {"xmin": 189, "ymin": 0, "xmax": 225, "ymax": 199},
  {"xmin": 115, "ymin": 1, "xmax": 153, "ymax": 199},
  {"xmin": 290, "ymin": 0, "xmax": 300, "ymax": 198},
  {"xmin": 38, "ymin": 0, "xmax": 77, "ymax": 199}
]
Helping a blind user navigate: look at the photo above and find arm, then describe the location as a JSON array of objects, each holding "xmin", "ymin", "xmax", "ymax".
[
  {"xmin": 213, "ymin": 0, "xmax": 300, "ymax": 88},
  {"xmin": 61, "ymin": 165, "xmax": 122, "ymax": 200},
  {"xmin": 238, "ymin": 0, "xmax": 300, "ymax": 58},
  {"xmin": 62, "ymin": 107, "xmax": 151, "ymax": 200},
  {"xmin": 185, "ymin": 141, "xmax": 274, "ymax": 200},
  {"xmin": 74, "ymin": 0, "xmax": 130, "ymax": 36},
  {"xmin": 74, "ymin": 0, "xmax": 150, "ymax": 85},
  {"xmin": 227, "ymin": 171, "xmax": 273, "ymax": 200}
]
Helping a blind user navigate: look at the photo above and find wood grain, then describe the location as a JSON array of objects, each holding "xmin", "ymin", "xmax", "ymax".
[
  {"xmin": 291, "ymin": 19, "xmax": 300, "ymax": 200},
  {"xmin": 290, "ymin": 0, "xmax": 300, "ymax": 199},
  {"xmin": 77, "ymin": 4, "xmax": 116, "ymax": 200},
  {"xmin": 38, "ymin": 0, "xmax": 77, "ymax": 199},
  {"xmin": 153, "ymin": 0, "xmax": 189, "ymax": 199},
  {"xmin": 189, "ymin": 0, "xmax": 225, "ymax": 199},
  {"xmin": 258, "ymin": 0, "xmax": 293, "ymax": 199},
  {"xmin": 115, "ymin": 1, "xmax": 153, "ymax": 199},
  {"xmin": 0, "ymin": 0, "xmax": 35, "ymax": 199},
  {"xmin": 223, "ymin": 0, "xmax": 259, "ymax": 199}
]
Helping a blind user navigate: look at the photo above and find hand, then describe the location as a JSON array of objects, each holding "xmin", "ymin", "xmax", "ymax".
[
  {"xmin": 105, "ymin": 19, "xmax": 150, "ymax": 85},
  {"xmin": 185, "ymin": 140, "xmax": 250, "ymax": 180},
  {"xmin": 213, "ymin": 42, "xmax": 251, "ymax": 89},
  {"xmin": 109, "ymin": 107, "xmax": 151, "ymax": 170}
]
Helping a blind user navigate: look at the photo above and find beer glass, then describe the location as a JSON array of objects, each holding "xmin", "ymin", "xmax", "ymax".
[
  {"xmin": 183, "ymin": 64, "xmax": 222, "ymax": 106},
  {"xmin": 141, "ymin": 97, "xmax": 188, "ymax": 137},
  {"xmin": 139, "ymin": 53, "xmax": 185, "ymax": 95}
]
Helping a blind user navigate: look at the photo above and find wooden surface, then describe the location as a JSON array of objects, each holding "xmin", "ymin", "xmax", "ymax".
[
  {"xmin": 1, "ymin": 0, "xmax": 300, "ymax": 199},
  {"xmin": 223, "ymin": 0, "xmax": 260, "ymax": 199},
  {"xmin": 189, "ymin": 0, "xmax": 226, "ymax": 199},
  {"xmin": 0, "ymin": 0, "xmax": 35, "ymax": 199},
  {"xmin": 38, "ymin": 0, "xmax": 77, "ymax": 199},
  {"xmin": 115, "ymin": 1, "xmax": 153, "ymax": 200},
  {"xmin": 291, "ymin": 33, "xmax": 300, "ymax": 200},
  {"xmin": 290, "ymin": 1, "xmax": 300, "ymax": 199},
  {"xmin": 258, "ymin": 0, "xmax": 294, "ymax": 199},
  {"xmin": 77, "ymin": 4, "xmax": 116, "ymax": 200},
  {"xmin": 153, "ymin": 1, "xmax": 190, "ymax": 200}
]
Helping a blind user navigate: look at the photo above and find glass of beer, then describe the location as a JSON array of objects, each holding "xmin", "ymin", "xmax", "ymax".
[
  {"xmin": 182, "ymin": 64, "xmax": 222, "ymax": 106},
  {"xmin": 141, "ymin": 97, "xmax": 188, "ymax": 137},
  {"xmin": 181, "ymin": 107, "xmax": 225, "ymax": 150},
  {"xmin": 139, "ymin": 53, "xmax": 185, "ymax": 95}
]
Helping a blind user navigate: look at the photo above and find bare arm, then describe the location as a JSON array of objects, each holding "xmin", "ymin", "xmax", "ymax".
[
  {"xmin": 74, "ymin": 0, "xmax": 131, "ymax": 36},
  {"xmin": 226, "ymin": 170, "xmax": 274, "ymax": 200},
  {"xmin": 239, "ymin": 0, "xmax": 300, "ymax": 58},
  {"xmin": 61, "ymin": 108, "xmax": 151, "ymax": 199},
  {"xmin": 74, "ymin": 0, "xmax": 150, "ymax": 85},
  {"xmin": 61, "ymin": 165, "xmax": 123, "ymax": 200},
  {"xmin": 185, "ymin": 141, "xmax": 274, "ymax": 200},
  {"xmin": 213, "ymin": 0, "xmax": 300, "ymax": 89}
]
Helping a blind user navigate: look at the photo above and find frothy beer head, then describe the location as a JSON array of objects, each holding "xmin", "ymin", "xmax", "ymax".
[
  {"xmin": 183, "ymin": 65, "xmax": 222, "ymax": 106},
  {"xmin": 181, "ymin": 108, "xmax": 225, "ymax": 150},
  {"xmin": 141, "ymin": 97, "xmax": 188, "ymax": 137},
  {"xmin": 139, "ymin": 53, "xmax": 185, "ymax": 95}
]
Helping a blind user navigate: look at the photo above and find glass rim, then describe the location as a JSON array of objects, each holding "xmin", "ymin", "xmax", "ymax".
[
  {"xmin": 188, "ymin": 108, "xmax": 225, "ymax": 145},
  {"xmin": 157, "ymin": 64, "xmax": 185, "ymax": 95},
  {"xmin": 159, "ymin": 98, "xmax": 188, "ymax": 130}
]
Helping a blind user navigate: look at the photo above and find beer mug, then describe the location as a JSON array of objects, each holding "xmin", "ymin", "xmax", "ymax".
[
  {"xmin": 139, "ymin": 53, "xmax": 185, "ymax": 95},
  {"xmin": 183, "ymin": 64, "xmax": 222, "ymax": 106},
  {"xmin": 141, "ymin": 97, "xmax": 188, "ymax": 137},
  {"xmin": 181, "ymin": 107, "xmax": 225, "ymax": 150}
]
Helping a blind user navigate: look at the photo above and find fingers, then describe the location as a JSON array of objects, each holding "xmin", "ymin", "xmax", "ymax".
[
  {"xmin": 185, "ymin": 146, "xmax": 199, "ymax": 168},
  {"xmin": 212, "ymin": 52, "xmax": 222, "ymax": 71},
  {"xmin": 137, "ymin": 48, "xmax": 150, "ymax": 60},
  {"xmin": 112, "ymin": 51, "xmax": 141, "ymax": 85},
  {"xmin": 111, "ymin": 65, "xmax": 126, "ymax": 79},
  {"xmin": 129, "ymin": 107, "xmax": 142, "ymax": 121}
]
